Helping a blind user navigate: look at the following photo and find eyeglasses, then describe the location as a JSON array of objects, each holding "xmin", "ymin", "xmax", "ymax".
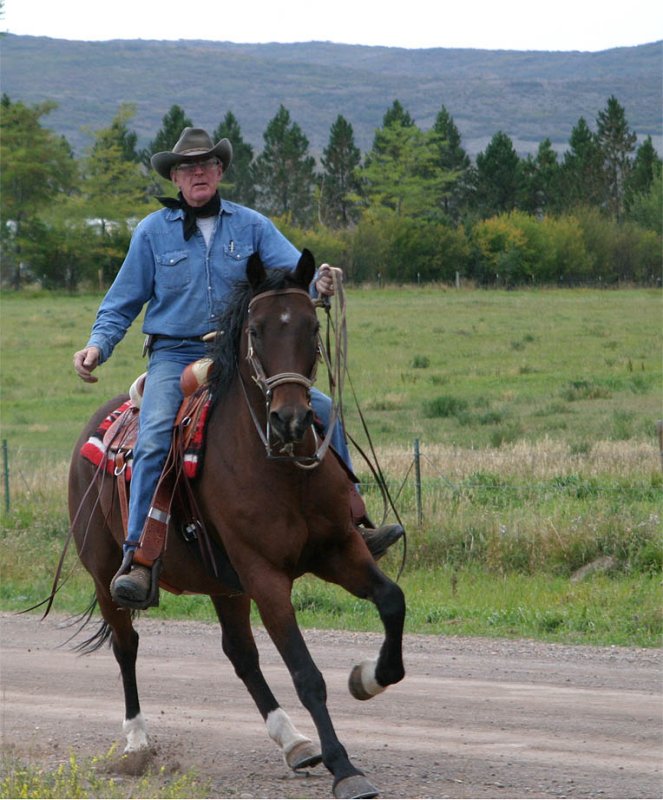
[{"xmin": 175, "ymin": 158, "xmax": 221, "ymax": 174}]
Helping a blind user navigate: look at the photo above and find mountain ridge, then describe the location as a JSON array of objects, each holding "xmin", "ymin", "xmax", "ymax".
[{"xmin": 2, "ymin": 35, "xmax": 660, "ymax": 158}]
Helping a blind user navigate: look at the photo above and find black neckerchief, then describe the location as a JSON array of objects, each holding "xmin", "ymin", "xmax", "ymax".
[{"xmin": 156, "ymin": 191, "xmax": 221, "ymax": 240}]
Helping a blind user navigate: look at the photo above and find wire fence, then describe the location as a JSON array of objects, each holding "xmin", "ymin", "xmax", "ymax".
[{"xmin": 3, "ymin": 435, "xmax": 661, "ymax": 522}]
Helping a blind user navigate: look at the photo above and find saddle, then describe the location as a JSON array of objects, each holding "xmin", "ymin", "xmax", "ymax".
[{"xmin": 82, "ymin": 360, "xmax": 225, "ymax": 586}]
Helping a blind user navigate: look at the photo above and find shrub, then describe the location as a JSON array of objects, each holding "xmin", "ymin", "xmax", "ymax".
[{"xmin": 424, "ymin": 395, "xmax": 468, "ymax": 418}]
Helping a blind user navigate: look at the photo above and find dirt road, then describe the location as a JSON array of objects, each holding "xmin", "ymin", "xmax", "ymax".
[{"xmin": 1, "ymin": 612, "xmax": 661, "ymax": 799}]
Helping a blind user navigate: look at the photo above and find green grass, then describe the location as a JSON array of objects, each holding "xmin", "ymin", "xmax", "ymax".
[
  {"xmin": 0, "ymin": 749, "xmax": 212, "ymax": 799},
  {"xmin": 1, "ymin": 287, "xmax": 661, "ymax": 648},
  {"xmin": 1, "ymin": 287, "xmax": 660, "ymax": 452},
  {"xmin": 1, "ymin": 497, "xmax": 660, "ymax": 647}
]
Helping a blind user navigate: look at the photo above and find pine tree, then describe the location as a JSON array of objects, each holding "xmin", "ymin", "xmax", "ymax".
[
  {"xmin": 474, "ymin": 131, "xmax": 521, "ymax": 216},
  {"xmin": 213, "ymin": 111, "xmax": 255, "ymax": 206},
  {"xmin": 560, "ymin": 117, "xmax": 605, "ymax": 210},
  {"xmin": 519, "ymin": 138, "xmax": 561, "ymax": 216},
  {"xmin": 367, "ymin": 100, "xmax": 416, "ymax": 163},
  {"xmin": 359, "ymin": 122, "xmax": 452, "ymax": 219},
  {"xmin": 319, "ymin": 115, "xmax": 362, "ymax": 228},
  {"xmin": 252, "ymin": 105, "xmax": 317, "ymax": 227},
  {"xmin": 142, "ymin": 104, "xmax": 193, "ymax": 169},
  {"xmin": 625, "ymin": 136, "xmax": 661, "ymax": 208},
  {"xmin": 596, "ymin": 96, "xmax": 637, "ymax": 219},
  {"xmin": 432, "ymin": 106, "xmax": 471, "ymax": 220}
]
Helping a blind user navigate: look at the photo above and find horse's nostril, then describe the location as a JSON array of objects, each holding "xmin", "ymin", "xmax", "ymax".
[{"xmin": 270, "ymin": 406, "xmax": 313, "ymax": 443}]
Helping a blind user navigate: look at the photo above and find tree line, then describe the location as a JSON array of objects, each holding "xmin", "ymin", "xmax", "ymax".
[{"xmin": 1, "ymin": 93, "xmax": 660, "ymax": 290}]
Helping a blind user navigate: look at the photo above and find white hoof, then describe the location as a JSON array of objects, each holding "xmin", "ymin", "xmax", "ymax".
[
  {"xmin": 123, "ymin": 712, "xmax": 149, "ymax": 752},
  {"xmin": 266, "ymin": 708, "xmax": 321, "ymax": 771},
  {"xmin": 349, "ymin": 659, "xmax": 386, "ymax": 701}
]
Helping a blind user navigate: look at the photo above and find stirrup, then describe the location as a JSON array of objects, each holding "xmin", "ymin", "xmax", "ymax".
[{"xmin": 110, "ymin": 551, "xmax": 162, "ymax": 610}]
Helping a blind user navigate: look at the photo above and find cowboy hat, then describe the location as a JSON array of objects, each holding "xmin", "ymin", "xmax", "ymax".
[{"xmin": 151, "ymin": 127, "xmax": 233, "ymax": 180}]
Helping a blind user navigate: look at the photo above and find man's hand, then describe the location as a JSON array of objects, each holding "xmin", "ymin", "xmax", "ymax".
[
  {"xmin": 315, "ymin": 263, "xmax": 340, "ymax": 297},
  {"xmin": 73, "ymin": 346, "xmax": 101, "ymax": 383}
]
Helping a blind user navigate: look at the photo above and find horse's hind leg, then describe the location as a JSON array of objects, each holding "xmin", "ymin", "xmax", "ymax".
[
  {"xmin": 96, "ymin": 592, "xmax": 148, "ymax": 753},
  {"xmin": 72, "ymin": 490, "xmax": 148, "ymax": 753},
  {"xmin": 248, "ymin": 573, "xmax": 378, "ymax": 799},
  {"xmin": 210, "ymin": 594, "xmax": 322, "ymax": 771}
]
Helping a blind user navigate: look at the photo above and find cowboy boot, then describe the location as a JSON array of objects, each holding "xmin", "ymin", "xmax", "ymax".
[
  {"xmin": 358, "ymin": 522, "xmax": 404, "ymax": 561},
  {"xmin": 110, "ymin": 563, "xmax": 152, "ymax": 606}
]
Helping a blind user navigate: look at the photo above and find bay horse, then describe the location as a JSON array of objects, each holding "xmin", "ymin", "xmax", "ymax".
[{"xmin": 67, "ymin": 249, "xmax": 405, "ymax": 799}]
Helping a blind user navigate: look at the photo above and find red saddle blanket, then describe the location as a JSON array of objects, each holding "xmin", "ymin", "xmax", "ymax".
[{"xmin": 80, "ymin": 395, "xmax": 211, "ymax": 480}]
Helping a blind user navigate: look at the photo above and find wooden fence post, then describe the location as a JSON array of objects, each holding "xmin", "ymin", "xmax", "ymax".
[
  {"xmin": 414, "ymin": 438, "xmax": 422, "ymax": 525},
  {"xmin": 2, "ymin": 439, "xmax": 9, "ymax": 514}
]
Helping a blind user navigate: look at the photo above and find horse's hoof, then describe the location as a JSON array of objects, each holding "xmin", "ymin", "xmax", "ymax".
[
  {"xmin": 349, "ymin": 659, "xmax": 385, "ymax": 701},
  {"xmin": 286, "ymin": 739, "xmax": 323, "ymax": 771},
  {"xmin": 333, "ymin": 774, "xmax": 379, "ymax": 799}
]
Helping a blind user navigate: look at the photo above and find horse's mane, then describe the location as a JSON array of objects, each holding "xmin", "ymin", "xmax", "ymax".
[{"xmin": 208, "ymin": 267, "xmax": 305, "ymax": 405}]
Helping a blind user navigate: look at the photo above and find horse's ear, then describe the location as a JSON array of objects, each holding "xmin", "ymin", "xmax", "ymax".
[
  {"xmin": 247, "ymin": 252, "xmax": 266, "ymax": 290},
  {"xmin": 294, "ymin": 248, "xmax": 316, "ymax": 289}
]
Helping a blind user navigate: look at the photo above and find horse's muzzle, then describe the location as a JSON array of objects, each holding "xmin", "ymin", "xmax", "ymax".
[{"xmin": 270, "ymin": 404, "xmax": 314, "ymax": 444}]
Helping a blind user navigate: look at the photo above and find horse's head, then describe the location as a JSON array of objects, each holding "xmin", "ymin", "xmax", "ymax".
[{"xmin": 244, "ymin": 249, "xmax": 320, "ymax": 447}]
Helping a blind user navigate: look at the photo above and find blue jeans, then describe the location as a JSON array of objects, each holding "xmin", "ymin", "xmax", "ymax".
[{"xmin": 125, "ymin": 341, "xmax": 353, "ymax": 549}]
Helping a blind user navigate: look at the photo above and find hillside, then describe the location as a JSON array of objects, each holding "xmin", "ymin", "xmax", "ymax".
[{"xmin": 1, "ymin": 35, "xmax": 661, "ymax": 158}]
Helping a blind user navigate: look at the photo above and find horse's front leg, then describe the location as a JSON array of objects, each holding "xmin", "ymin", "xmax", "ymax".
[
  {"xmin": 250, "ymin": 572, "xmax": 379, "ymax": 800},
  {"xmin": 316, "ymin": 552, "xmax": 406, "ymax": 702},
  {"xmin": 210, "ymin": 593, "xmax": 322, "ymax": 771}
]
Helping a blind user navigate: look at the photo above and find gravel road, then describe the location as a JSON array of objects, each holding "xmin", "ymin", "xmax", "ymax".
[{"xmin": 1, "ymin": 612, "xmax": 661, "ymax": 799}]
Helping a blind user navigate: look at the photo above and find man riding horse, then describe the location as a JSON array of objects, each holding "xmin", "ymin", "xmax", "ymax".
[{"xmin": 73, "ymin": 126, "xmax": 402, "ymax": 608}]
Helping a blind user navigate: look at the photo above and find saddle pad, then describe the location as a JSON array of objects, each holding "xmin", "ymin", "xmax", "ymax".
[{"xmin": 80, "ymin": 394, "xmax": 211, "ymax": 480}]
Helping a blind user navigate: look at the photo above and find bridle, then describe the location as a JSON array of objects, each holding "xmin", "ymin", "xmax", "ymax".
[{"xmin": 241, "ymin": 287, "xmax": 335, "ymax": 468}]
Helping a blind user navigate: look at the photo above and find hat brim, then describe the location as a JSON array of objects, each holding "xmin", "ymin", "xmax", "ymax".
[{"xmin": 151, "ymin": 139, "xmax": 233, "ymax": 180}]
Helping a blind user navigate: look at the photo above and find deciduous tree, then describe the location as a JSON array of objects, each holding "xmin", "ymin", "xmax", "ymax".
[{"xmin": 0, "ymin": 94, "xmax": 77, "ymax": 287}]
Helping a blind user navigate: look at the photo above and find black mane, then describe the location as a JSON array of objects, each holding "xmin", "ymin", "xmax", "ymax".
[{"xmin": 208, "ymin": 267, "xmax": 305, "ymax": 405}]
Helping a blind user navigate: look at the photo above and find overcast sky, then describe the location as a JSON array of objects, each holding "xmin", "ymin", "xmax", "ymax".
[{"xmin": 3, "ymin": 0, "xmax": 662, "ymax": 51}]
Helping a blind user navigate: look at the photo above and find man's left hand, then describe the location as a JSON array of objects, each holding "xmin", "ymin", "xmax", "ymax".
[{"xmin": 315, "ymin": 264, "xmax": 338, "ymax": 297}]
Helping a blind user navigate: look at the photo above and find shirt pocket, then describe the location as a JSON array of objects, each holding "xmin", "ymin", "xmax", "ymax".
[
  {"xmin": 222, "ymin": 241, "xmax": 253, "ymax": 263},
  {"xmin": 155, "ymin": 250, "xmax": 191, "ymax": 289}
]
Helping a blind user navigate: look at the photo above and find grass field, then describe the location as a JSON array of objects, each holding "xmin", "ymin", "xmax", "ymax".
[{"xmin": 1, "ymin": 286, "xmax": 661, "ymax": 646}]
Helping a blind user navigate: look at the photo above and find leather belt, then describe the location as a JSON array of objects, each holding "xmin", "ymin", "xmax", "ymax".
[{"xmin": 152, "ymin": 334, "xmax": 208, "ymax": 342}]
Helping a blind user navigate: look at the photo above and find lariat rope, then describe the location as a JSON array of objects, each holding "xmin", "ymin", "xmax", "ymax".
[{"xmin": 317, "ymin": 268, "xmax": 407, "ymax": 577}]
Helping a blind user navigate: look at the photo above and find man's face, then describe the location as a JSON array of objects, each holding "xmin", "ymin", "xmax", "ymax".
[{"xmin": 171, "ymin": 158, "xmax": 223, "ymax": 206}]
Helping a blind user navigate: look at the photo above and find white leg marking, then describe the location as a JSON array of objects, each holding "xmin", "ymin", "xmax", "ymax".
[
  {"xmin": 123, "ymin": 712, "xmax": 149, "ymax": 752},
  {"xmin": 266, "ymin": 708, "xmax": 313, "ymax": 760},
  {"xmin": 358, "ymin": 658, "xmax": 386, "ymax": 697}
]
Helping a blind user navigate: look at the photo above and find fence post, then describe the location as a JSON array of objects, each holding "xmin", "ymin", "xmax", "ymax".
[
  {"xmin": 2, "ymin": 439, "xmax": 9, "ymax": 514},
  {"xmin": 414, "ymin": 438, "xmax": 422, "ymax": 525}
]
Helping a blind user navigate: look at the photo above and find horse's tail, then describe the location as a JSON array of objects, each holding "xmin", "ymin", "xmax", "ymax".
[{"xmin": 54, "ymin": 595, "xmax": 113, "ymax": 654}]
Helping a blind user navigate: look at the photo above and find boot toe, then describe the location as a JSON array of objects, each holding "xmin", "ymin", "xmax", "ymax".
[{"xmin": 111, "ymin": 565, "xmax": 151, "ymax": 604}]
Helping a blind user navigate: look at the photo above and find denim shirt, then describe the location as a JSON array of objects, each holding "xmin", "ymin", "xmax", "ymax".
[{"xmin": 87, "ymin": 200, "xmax": 302, "ymax": 363}]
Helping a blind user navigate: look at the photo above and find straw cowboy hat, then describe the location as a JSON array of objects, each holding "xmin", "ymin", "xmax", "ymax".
[{"xmin": 151, "ymin": 127, "xmax": 233, "ymax": 180}]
